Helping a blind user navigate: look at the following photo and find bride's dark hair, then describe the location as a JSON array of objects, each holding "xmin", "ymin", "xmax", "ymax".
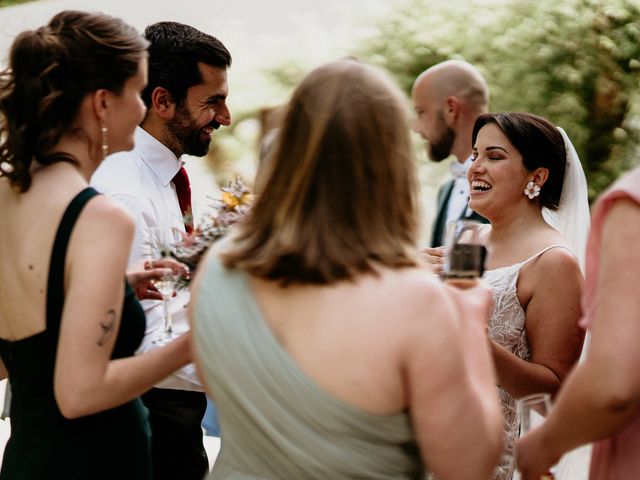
[{"xmin": 0, "ymin": 10, "xmax": 148, "ymax": 192}]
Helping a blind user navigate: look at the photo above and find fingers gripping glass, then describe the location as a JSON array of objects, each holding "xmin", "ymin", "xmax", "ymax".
[
  {"xmin": 145, "ymin": 227, "xmax": 182, "ymax": 346},
  {"xmin": 516, "ymin": 393, "xmax": 556, "ymax": 480},
  {"xmin": 442, "ymin": 220, "xmax": 487, "ymax": 279}
]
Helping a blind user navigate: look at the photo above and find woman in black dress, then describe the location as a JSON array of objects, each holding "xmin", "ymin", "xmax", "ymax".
[{"xmin": 0, "ymin": 11, "xmax": 190, "ymax": 479}]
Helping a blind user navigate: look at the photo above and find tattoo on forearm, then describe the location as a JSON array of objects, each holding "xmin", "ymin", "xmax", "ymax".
[{"xmin": 97, "ymin": 309, "xmax": 116, "ymax": 347}]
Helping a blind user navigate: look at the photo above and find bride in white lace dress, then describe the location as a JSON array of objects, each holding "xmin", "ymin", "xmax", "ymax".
[{"xmin": 467, "ymin": 112, "xmax": 589, "ymax": 479}]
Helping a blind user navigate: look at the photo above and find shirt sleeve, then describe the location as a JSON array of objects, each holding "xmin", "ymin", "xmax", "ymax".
[{"xmin": 108, "ymin": 192, "xmax": 157, "ymax": 267}]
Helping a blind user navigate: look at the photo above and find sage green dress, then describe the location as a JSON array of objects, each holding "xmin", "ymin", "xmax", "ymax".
[{"xmin": 193, "ymin": 258, "xmax": 424, "ymax": 479}]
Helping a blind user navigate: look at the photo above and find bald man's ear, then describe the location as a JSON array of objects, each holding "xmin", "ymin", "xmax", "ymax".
[{"xmin": 443, "ymin": 96, "xmax": 461, "ymax": 126}]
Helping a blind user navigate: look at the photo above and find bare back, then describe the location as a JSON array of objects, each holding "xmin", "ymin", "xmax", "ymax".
[
  {"xmin": 248, "ymin": 267, "xmax": 434, "ymax": 416},
  {"xmin": 0, "ymin": 164, "xmax": 87, "ymax": 340},
  {"xmin": 191, "ymin": 255, "xmax": 503, "ymax": 479}
]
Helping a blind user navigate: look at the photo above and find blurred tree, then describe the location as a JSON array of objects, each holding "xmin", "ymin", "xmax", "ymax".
[
  {"xmin": 359, "ymin": 0, "xmax": 640, "ymax": 200},
  {"xmin": 0, "ymin": 0, "xmax": 34, "ymax": 6}
]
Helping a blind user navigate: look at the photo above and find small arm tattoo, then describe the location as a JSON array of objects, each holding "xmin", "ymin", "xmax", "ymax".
[{"xmin": 97, "ymin": 309, "xmax": 116, "ymax": 347}]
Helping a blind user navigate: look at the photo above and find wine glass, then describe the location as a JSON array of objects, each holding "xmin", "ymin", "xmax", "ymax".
[
  {"xmin": 145, "ymin": 227, "xmax": 182, "ymax": 346},
  {"xmin": 442, "ymin": 219, "xmax": 487, "ymax": 279},
  {"xmin": 516, "ymin": 393, "xmax": 556, "ymax": 480}
]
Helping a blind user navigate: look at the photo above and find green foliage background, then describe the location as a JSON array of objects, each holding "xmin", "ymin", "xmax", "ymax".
[
  {"xmin": 0, "ymin": 0, "xmax": 34, "ymax": 7},
  {"xmin": 3, "ymin": 0, "xmax": 637, "ymax": 201},
  {"xmin": 358, "ymin": 0, "xmax": 640, "ymax": 200}
]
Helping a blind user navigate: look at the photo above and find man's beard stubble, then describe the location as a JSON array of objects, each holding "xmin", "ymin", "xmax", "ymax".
[
  {"xmin": 166, "ymin": 103, "xmax": 219, "ymax": 157},
  {"xmin": 428, "ymin": 115, "xmax": 456, "ymax": 162}
]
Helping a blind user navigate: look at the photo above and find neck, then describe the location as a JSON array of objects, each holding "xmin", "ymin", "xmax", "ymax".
[
  {"xmin": 31, "ymin": 159, "xmax": 88, "ymax": 189},
  {"xmin": 46, "ymin": 137, "xmax": 100, "ymax": 182},
  {"xmin": 452, "ymin": 149, "xmax": 471, "ymax": 164},
  {"xmin": 140, "ymin": 116, "xmax": 182, "ymax": 160},
  {"xmin": 488, "ymin": 203, "xmax": 547, "ymax": 245},
  {"xmin": 452, "ymin": 109, "xmax": 486, "ymax": 163},
  {"xmin": 451, "ymin": 124, "xmax": 474, "ymax": 164}
]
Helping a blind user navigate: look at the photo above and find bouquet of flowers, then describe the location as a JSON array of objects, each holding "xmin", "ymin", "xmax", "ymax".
[{"xmin": 172, "ymin": 177, "xmax": 253, "ymax": 286}]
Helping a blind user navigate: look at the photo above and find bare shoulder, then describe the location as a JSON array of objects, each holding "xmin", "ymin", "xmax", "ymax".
[
  {"xmin": 388, "ymin": 267, "xmax": 452, "ymax": 306},
  {"xmin": 519, "ymin": 244, "xmax": 583, "ymax": 305},
  {"xmin": 533, "ymin": 245, "xmax": 582, "ymax": 279},
  {"xmin": 70, "ymin": 195, "xmax": 135, "ymax": 249},
  {"xmin": 387, "ymin": 268, "xmax": 489, "ymax": 378},
  {"xmin": 79, "ymin": 195, "xmax": 135, "ymax": 230},
  {"xmin": 383, "ymin": 268, "xmax": 459, "ymax": 336}
]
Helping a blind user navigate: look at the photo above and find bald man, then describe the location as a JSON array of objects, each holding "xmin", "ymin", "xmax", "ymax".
[{"xmin": 411, "ymin": 60, "xmax": 490, "ymax": 249}]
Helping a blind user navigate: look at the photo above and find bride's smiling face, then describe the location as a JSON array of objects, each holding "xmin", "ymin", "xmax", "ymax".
[{"xmin": 467, "ymin": 124, "xmax": 531, "ymax": 219}]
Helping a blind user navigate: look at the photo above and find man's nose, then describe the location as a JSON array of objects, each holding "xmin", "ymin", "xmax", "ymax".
[{"xmin": 216, "ymin": 104, "xmax": 231, "ymax": 126}]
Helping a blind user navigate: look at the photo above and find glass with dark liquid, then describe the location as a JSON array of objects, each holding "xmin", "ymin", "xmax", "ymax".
[{"xmin": 442, "ymin": 220, "xmax": 487, "ymax": 279}]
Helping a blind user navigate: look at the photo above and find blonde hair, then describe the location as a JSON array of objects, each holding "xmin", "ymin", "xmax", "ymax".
[{"xmin": 223, "ymin": 59, "xmax": 420, "ymax": 284}]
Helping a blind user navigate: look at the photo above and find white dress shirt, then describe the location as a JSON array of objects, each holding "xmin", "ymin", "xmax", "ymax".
[
  {"xmin": 445, "ymin": 155, "xmax": 474, "ymax": 224},
  {"xmin": 91, "ymin": 126, "xmax": 202, "ymax": 391}
]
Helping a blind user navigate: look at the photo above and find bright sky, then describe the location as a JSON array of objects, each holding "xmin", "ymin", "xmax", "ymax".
[{"xmin": 0, "ymin": 0, "xmax": 394, "ymax": 107}]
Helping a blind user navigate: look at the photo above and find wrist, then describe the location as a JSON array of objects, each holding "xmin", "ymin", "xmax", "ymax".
[{"xmin": 535, "ymin": 424, "xmax": 563, "ymax": 467}]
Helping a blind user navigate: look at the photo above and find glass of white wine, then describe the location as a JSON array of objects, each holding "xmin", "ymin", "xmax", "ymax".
[
  {"xmin": 146, "ymin": 227, "xmax": 182, "ymax": 346},
  {"xmin": 516, "ymin": 393, "xmax": 556, "ymax": 480}
]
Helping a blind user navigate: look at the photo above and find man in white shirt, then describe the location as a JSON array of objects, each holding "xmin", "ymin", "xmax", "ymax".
[
  {"xmin": 411, "ymin": 60, "xmax": 490, "ymax": 252},
  {"xmin": 91, "ymin": 22, "xmax": 231, "ymax": 480}
]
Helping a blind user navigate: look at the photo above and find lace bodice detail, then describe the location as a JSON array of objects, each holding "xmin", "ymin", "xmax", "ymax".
[
  {"xmin": 484, "ymin": 264, "xmax": 531, "ymax": 362},
  {"xmin": 482, "ymin": 245, "xmax": 567, "ymax": 479}
]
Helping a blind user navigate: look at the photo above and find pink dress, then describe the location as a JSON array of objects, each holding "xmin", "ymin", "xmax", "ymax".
[{"xmin": 580, "ymin": 166, "xmax": 640, "ymax": 479}]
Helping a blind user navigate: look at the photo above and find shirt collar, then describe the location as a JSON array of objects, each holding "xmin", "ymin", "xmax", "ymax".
[{"xmin": 135, "ymin": 126, "xmax": 183, "ymax": 187}]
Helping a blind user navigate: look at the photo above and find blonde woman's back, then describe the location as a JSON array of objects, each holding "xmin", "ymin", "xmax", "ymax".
[
  {"xmin": 192, "ymin": 257, "xmax": 426, "ymax": 479},
  {"xmin": 191, "ymin": 254, "xmax": 503, "ymax": 479},
  {"xmin": 248, "ymin": 264, "xmax": 435, "ymax": 417}
]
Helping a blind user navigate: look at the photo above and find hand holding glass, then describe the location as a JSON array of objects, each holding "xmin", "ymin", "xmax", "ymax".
[
  {"xmin": 517, "ymin": 393, "xmax": 556, "ymax": 480},
  {"xmin": 145, "ymin": 227, "xmax": 182, "ymax": 346}
]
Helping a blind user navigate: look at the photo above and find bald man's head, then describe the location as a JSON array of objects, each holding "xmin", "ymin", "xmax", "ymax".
[
  {"xmin": 411, "ymin": 60, "xmax": 489, "ymax": 162},
  {"xmin": 413, "ymin": 60, "xmax": 489, "ymax": 111}
]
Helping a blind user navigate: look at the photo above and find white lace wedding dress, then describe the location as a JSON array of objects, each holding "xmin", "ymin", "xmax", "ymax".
[{"xmin": 483, "ymin": 245, "xmax": 568, "ymax": 480}]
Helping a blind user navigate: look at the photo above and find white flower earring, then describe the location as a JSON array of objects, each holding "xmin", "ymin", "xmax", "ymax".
[{"xmin": 524, "ymin": 180, "xmax": 540, "ymax": 199}]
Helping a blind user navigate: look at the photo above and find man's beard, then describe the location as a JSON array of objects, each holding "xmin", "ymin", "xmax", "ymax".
[
  {"xmin": 166, "ymin": 103, "xmax": 219, "ymax": 157},
  {"xmin": 428, "ymin": 115, "xmax": 456, "ymax": 162}
]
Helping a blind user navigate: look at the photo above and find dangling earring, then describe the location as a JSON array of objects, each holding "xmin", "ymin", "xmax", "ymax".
[
  {"xmin": 101, "ymin": 124, "xmax": 109, "ymax": 159},
  {"xmin": 524, "ymin": 180, "xmax": 540, "ymax": 199},
  {"xmin": 0, "ymin": 161, "xmax": 14, "ymax": 174}
]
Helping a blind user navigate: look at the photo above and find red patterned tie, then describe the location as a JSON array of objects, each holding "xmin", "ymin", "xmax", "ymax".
[{"xmin": 172, "ymin": 166, "xmax": 194, "ymax": 234}]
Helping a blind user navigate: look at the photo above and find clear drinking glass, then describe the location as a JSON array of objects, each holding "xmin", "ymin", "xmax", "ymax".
[
  {"xmin": 516, "ymin": 393, "xmax": 556, "ymax": 480},
  {"xmin": 442, "ymin": 219, "xmax": 487, "ymax": 279},
  {"xmin": 145, "ymin": 227, "xmax": 181, "ymax": 346}
]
